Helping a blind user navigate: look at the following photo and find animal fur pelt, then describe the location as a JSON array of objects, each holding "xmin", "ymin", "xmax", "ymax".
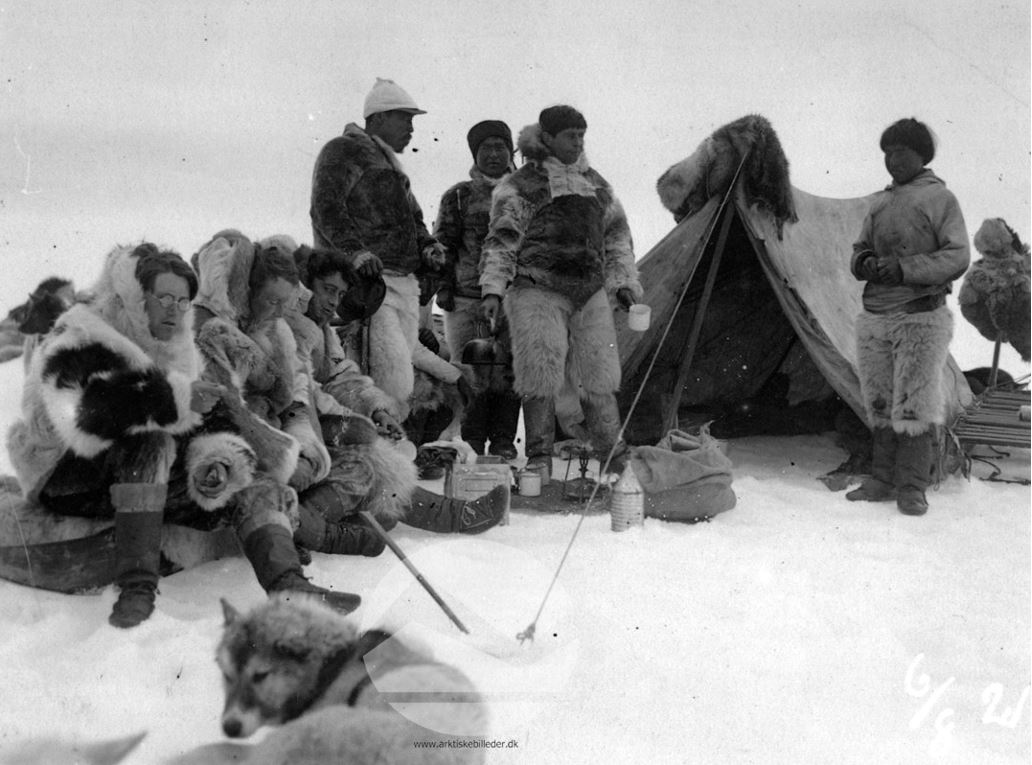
[
  {"xmin": 325, "ymin": 437, "xmax": 416, "ymax": 523},
  {"xmin": 958, "ymin": 218, "xmax": 1031, "ymax": 361},
  {"xmin": 408, "ymin": 364, "xmax": 478, "ymax": 464},
  {"xmin": 196, "ymin": 318, "xmax": 296, "ymax": 422},
  {"xmin": 170, "ymin": 595, "xmax": 488, "ymax": 765},
  {"xmin": 656, "ymin": 114, "xmax": 797, "ymax": 237},
  {"xmin": 183, "ymin": 432, "xmax": 258, "ymax": 511}
]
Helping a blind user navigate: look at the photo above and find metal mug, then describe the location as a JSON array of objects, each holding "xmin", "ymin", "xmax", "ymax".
[{"xmin": 516, "ymin": 468, "xmax": 542, "ymax": 497}]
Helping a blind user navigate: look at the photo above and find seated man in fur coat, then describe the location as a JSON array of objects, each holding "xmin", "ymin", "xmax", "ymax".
[
  {"xmin": 283, "ymin": 242, "xmax": 508, "ymax": 553},
  {"xmin": 5, "ymin": 244, "xmax": 357, "ymax": 629},
  {"xmin": 192, "ymin": 234, "xmax": 506, "ymax": 564},
  {"xmin": 480, "ymin": 105, "xmax": 643, "ymax": 480}
]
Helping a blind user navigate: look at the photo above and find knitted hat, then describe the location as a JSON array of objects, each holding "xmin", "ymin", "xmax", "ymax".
[
  {"xmin": 466, "ymin": 120, "xmax": 513, "ymax": 159},
  {"xmin": 363, "ymin": 78, "xmax": 427, "ymax": 119},
  {"xmin": 539, "ymin": 105, "xmax": 587, "ymax": 136},
  {"xmin": 879, "ymin": 118, "xmax": 936, "ymax": 164}
]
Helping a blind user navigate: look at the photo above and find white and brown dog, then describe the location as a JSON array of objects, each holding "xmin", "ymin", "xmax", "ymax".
[{"xmin": 172, "ymin": 594, "xmax": 489, "ymax": 764}]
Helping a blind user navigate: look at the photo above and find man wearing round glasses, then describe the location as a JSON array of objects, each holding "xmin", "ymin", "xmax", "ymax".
[{"xmin": 144, "ymin": 276, "xmax": 193, "ymax": 341}]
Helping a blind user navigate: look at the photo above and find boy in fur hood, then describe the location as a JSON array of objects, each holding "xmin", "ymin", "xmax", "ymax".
[
  {"xmin": 6, "ymin": 244, "xmax": 355, "ymax": 628},
  {"xmin": 480, "ymin": 105, "xmax": 643, "ymax": 479},
  {"xmin": 848, "ymin": 118, "xmax": 970, "ymax": 516},
  {"xmin": 310, "ymin": 78, "xmax": 461, "ymax": 418}
]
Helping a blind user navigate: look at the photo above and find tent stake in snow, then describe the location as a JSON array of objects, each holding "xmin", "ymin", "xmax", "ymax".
[{"xmin": 358, "ymin": 510, "xmax": 469, "ymax": 634}]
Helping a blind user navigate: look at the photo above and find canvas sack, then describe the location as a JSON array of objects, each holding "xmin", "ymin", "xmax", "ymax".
[{"xmin": 628, "ymin": 428, "xmax": 735, "ymax": 523}]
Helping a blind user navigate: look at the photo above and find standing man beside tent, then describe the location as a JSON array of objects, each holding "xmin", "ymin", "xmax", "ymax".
[
  {"xmin": 310, "ymin": 78, "xmax": 462, "ymax": 418},
  {"xmin": 848, "ymin": 117, "xmax": 970, "ymax": 516},
  {"xmin": 479, "ymin": 105, "xmax": 643, "ymax": 481}
]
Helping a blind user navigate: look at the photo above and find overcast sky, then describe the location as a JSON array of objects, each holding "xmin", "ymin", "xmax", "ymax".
[{"xmin": 1, "ymin": 0, "xmax": 1028, "ymax": 366}]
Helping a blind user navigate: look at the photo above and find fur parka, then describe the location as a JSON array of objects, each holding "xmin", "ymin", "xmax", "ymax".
[
  {"xmin": 434, "ymin": 167, "xmax": 510, "ymax": 299},
  {"xmin": 479, "ymin": 123, "xmax": 642, "ymax": 308},
  {"xmin": 6, "ymin": 245, "xmax": 257, "ymax": 510},
  {"xmin": 850, "ymin": 170, "xmax": 970, "ymax": 314},
  {"xmin": 192, "ymin": 232, "xmax": 330, "ymax": 493},
  {"xmin": 310, "ymin": 123, "xmax": 435, "ymax": 275}
]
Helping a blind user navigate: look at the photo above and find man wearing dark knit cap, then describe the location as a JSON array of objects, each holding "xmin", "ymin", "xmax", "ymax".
[
  {"xmin": 432, "ymin": 119, "xmax": 520, "ymax": 459},
  {"xmin": 479, "ymin": 105, "xmax": 643, "ymax": 480}
]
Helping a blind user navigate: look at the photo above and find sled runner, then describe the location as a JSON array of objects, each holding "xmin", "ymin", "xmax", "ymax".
[{"xmin": 0, "ymin": 476, "xmax": 240, "ymax": 593}]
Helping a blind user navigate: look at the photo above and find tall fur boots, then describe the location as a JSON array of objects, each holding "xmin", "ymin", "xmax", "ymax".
[
  {"xmin": 846, "ymin": 427, "xmax": 935, "ymax": 515},
  {"xmin": 295, "ymin": 486, "xmax": 385, "ymax": 557},
  {"xmin": 522, "ymin": 396, "xmax": 556, "ymax": 480},
  {"xmin": 895, "ymin": 430, "xmax": 935, "ymax": 516},
  {"xmin": 846, "ymin": 427, "xmax": 897, "ymax": 502},
  {"xmin": 108, "ymin": 482, "xmax": 167, "ymax": 629}
]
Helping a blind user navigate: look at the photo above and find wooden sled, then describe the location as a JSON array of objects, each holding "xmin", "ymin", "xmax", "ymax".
[{"xmin": 0, "ymin": 475, "xmax": 241, "ymax": 594}]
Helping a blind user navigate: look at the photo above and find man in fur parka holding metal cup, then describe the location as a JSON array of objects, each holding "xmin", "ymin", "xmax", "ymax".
[
  {"xmin": 479, "ymin": 105, "xmax": 643, "ymax": 479},
  {"xmin": 5, "ymin": 244, "xmax": 353, "ymax": 628},
  {"xmin": 848, "ymin": 118, "xmax": 970, "ymax": 516}
]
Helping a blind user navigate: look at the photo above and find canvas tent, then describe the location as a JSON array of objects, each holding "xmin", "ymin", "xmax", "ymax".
[{"xmin": 615, "ymin": 182, "xmax": 974, "ymax": 445}]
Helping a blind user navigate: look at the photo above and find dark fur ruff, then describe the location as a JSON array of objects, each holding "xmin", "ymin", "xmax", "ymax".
[{"xmin": 657, "ymin": 114, "xmax": 797, "ymax": 237}]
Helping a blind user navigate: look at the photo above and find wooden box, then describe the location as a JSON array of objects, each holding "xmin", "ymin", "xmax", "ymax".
[{"xmin": 444, "ymin": 458, "xmax": 511, "ymax": 525}]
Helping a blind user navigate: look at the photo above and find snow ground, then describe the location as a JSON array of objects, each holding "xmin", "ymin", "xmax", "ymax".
[{"xmin": 0, "ymin": 357, "xmax": 1027, "ymax": 765}]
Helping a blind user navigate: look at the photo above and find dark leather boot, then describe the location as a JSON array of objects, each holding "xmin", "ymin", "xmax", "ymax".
[
  {"xmin": 582, "ymin": 394, "xmax": 626, "ymax": 475},
  {"xmin": 242, "ymin": 524, "xmax": 361, "ymax": 613},
  {"xmin": 488, "ymin": 391, "xmax": 521, "ymax": 460},
  {"xmin": 461, "ymin": 390, "xmax": 490, "ymax": 457},
  {"xmin": 405, "ymin": 485, "xmax": 507, "ymax": 534},
  {"xmin": 522, "ymin": 396, "xmax": 556, "ymax": 480},
  {"xmin": 295, "ymin": 502, "xmax": 385, "ymax": 557},
  {"xmin": 846, "ymin": 426, "xmax": 897, "ymax": 502},
  {"xmin": 895, "ymin": 430, "xmax": 935, "ymax": 516},
  {"xmin": 108, "ymin": 482, "xmax": 166, "ymax": 629}
]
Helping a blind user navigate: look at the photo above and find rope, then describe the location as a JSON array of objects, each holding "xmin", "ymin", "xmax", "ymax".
[{"xmin": 516, "ymin": 154, "xmax": 751, "ymax": 644}]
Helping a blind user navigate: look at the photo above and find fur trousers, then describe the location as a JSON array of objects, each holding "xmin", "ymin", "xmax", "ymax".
[
  {"xmin": 367, "ymin": 274, "xmax": 420, "ymax": 418},
  {"xmin": 856, "ymin": 306, "xmax": 953, "ymax": 435},
  {"xmin": 505, "ymin": 286, "xmax": 621, "ymax": 430},
  {"xmin": 368, "ymin": 274, "xmax": 460, "ymax": 420}
]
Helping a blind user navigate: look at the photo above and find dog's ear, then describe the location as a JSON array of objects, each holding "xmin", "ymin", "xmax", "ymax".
[
  {"xmin": 272, "ymin": 637, "xmax": 312, "ymax": 662},
  {"xmin": 221, "ymin": 598, "xmax": 241, "ymax": 626},
  {"xmin": 353, "ymin": 629, "xmax": 393, "ymax": 658}
]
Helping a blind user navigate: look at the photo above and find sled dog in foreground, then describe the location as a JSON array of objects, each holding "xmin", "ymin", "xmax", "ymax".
[{"xmin": 170, "ymin": 594, "xmax": 489, "ymax": 764}]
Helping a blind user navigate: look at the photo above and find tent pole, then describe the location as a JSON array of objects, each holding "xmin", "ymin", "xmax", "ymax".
[
  {"xmin": 662, "ymin": 200, "xmax": 737, "ymax": 433},
  {"xmin": 989, "ymin": 338, "xmax": 1001, "ymax": 389}
]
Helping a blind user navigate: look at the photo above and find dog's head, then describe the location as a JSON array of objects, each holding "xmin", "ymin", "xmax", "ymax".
[
  {"xmin": 215, "ymin": 596, "xmax": 386, "ymax": 739},
  {"xmin": 15, "ymin": 279, "xmax": 75, "ymax": 335}
]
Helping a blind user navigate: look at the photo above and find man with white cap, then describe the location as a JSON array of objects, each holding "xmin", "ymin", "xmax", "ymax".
[{"xmin": 310, "ymin": 78, "xmax": 462, "ymax": 419}]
